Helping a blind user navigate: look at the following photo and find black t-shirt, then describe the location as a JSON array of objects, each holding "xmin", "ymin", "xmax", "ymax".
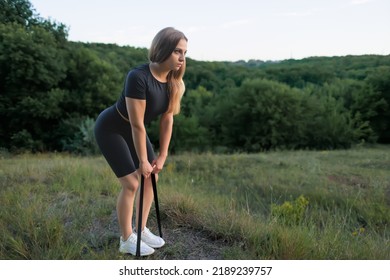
[{"xmin": 116, "ymin": 64, "xmax": 169, "ymax": 124}]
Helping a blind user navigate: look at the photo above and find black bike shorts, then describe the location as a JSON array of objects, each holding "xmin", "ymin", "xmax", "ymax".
[{"xmin": 94, "ymin": 105, "xmax": 156, "ymax": 178}]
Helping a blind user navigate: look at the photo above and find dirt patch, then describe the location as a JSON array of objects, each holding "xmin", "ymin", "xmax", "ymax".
[
  {"xmin": 153, "ymin": 223, "xmax": 229, "ymax": 260},
  {"xmin": 88, "ymin": 210, "xmax": 231, "ymax": 259}
]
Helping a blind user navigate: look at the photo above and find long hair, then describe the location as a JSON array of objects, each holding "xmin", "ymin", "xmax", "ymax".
[{"xmin": 148, "ymin": 27, "xmax": 187, "ymax": 115}]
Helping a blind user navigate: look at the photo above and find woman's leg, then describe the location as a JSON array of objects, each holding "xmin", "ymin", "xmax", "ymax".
[
  {"xmin": 117, "ymin": 171, "xmax": 139, "ymax": 240},
  {"xmin": 134, "ymin": 173, "xmax": 165, "ymax": 248},
  {"xmin": 117, "ymin": 172, "xmax": 159, "ymax": 239},
  {"xmin": 117, "ymin": 171, "xmax": 156, "ymax": 255}
]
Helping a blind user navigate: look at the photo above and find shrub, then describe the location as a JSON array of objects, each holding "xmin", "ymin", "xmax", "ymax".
[{"xmin": 271, "ymin": 195, "xmax": 309, "ymax": 225}]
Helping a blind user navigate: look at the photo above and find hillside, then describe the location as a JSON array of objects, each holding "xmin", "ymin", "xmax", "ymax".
[{"xmin": 1, "ymin": 146, "xmax": 389, "ymax": 259}]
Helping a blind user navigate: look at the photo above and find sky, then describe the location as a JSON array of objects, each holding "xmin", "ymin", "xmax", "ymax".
[{"xmin": 29, "ymin": 0, "xmax": 390, "ymax": 62}]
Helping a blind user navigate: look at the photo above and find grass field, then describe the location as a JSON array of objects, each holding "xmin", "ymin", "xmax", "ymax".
[{"xmin": 0, "ymin": 146, "xmax": 389, "ymax": 259}]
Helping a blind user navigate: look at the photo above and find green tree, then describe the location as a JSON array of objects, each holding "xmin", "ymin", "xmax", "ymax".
[
  {"xmin": 0, "ymin": 0, "xmax": 37, "ymax": 26},
  {"xmin": 0, "ymin": 23, "xmax": 67, "ymax": 150},
  {"xmin": 364, "ymin": 67, "xmax": 390, "ymax": 143},
  {"xmin": 215, "ymin": 79, "xmax": 306, "ymax": 151},
  {"xmin": 181, "ymin": 86, "xmax": 212, "ymax": 117},
  {"xmin": 316, "ymin": 79, "xmax": 379, "ymax": 143},
  {"xmin": 0, "ymin": 0, "xmax": 68, "ymax": 41},
  {"xmin": 302, "ymin": 91, "xmax": 356, "ymax": 149},
  {"xmin": 60, "ymin": 45, "xmax": 122, "ymax": 116}
]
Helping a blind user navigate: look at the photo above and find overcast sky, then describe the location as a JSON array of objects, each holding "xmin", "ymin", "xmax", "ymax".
[{"xmin": 30, "ymin": 0, "xmax": 390, "ymax": 62}]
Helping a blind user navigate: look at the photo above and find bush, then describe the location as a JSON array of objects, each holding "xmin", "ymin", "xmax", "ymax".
[
  {"xmin": 271, "ymin": 195, "xmax": 309, "ymax": 226},
  {"xmin": 61, "ymin": 117, "xmax": 99, "ymax": 155}
]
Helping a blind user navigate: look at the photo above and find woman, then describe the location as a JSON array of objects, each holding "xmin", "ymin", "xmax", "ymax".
[{"xmin": 94, "ymin": 27, "xmax": 187, "ymax": 256}]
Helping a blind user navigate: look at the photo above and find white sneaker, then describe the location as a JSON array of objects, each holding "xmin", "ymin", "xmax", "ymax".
[
  {"xmin": 139, "ymin": 227, "xmax": 165, "ymax": 248},
  {"xmin": 119, "ymin": 233, "xmax": 155, "ymax": 256}
]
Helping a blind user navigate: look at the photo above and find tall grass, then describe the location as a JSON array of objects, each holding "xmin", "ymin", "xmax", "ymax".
[{"xmin": 0, "ymin": 146, "xmax": 389, "ymax": 259}]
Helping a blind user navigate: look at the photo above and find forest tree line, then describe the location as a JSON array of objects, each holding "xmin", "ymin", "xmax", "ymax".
[{"xmin": 1, "ymin": 0, "xmax": 390, "ymax": 154}]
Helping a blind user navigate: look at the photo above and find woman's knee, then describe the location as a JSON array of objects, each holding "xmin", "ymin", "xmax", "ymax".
[{"xmin": 118, "ymin": 172, "xmax": 139, "ymax": 192}]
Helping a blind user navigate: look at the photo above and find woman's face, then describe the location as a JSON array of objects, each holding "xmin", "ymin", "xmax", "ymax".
[{"xmin": 164, "ymin": 38, "xmax": 187, "ymax": 71}]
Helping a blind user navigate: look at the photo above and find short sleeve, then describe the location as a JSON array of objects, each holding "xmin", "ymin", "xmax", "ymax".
[{"xmin": 124, "ymin": 69, "xmax": 147, "ymax": 100}]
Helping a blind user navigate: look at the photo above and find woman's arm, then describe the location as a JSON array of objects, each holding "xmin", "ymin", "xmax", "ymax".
[
  {"xmin": 126, "ymin": 97, "xmax": 153, "ymax": 177},
  {"xmin": 159, "ymin": 112, "xmax": 174, "ymax": 157},
  {"xmin": 153, "ymin": 112, "xmax": 174, "ymax": 173}
]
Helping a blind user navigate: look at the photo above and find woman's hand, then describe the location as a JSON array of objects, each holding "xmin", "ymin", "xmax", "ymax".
[
  {"xmin": 138, "ymin": 160, "xmax": 154, "ymax": 178},
  {"xmin": 152, "ymin": 154, "xmax": 167, "ymax": 174}
]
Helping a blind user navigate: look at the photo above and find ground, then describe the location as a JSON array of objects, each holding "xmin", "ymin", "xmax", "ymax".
[{"xmin": 89, "ymin": 210, "xmax": 230, "ymax": 260}]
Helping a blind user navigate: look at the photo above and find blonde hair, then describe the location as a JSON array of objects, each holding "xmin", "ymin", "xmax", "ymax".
[{"xmin": 149, "ymin": 27, "xmax": 187, "ymax": 115}]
